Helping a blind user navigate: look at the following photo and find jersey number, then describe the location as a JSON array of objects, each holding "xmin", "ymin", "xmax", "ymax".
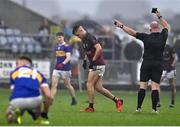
[{"xmin": 18, "ymin": 68, "xmax": 37, "ymax": 79}]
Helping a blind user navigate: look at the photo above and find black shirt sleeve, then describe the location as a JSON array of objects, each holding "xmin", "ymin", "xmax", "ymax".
[
  {"xmin": 136, "ymin": 32, "xmax": 147, "ymax": 42},
  {"xmin": 161, "ymin": 28, "xmax": 168, "ymax": 41}
]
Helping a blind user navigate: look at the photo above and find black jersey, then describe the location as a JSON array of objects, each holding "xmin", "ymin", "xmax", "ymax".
[
  {"xmin": 81, "ymin": 33, "xmax": 105, "ymax": 65},
  {"xmin": 136, "ymin": 28, "xmax": 168, "ymax": 61},
  {"xmin": 163, "ymin": 45, "xmax": 176, "ymax": 71}
]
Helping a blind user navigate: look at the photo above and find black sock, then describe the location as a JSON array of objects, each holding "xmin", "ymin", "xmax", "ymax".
[
  {"xmin": 137, "ymin": 89, "xmax": 146, "ymax": 109},
  {"xmin": 41, "ymin": 112, "xmax": 48, "ymax": 119},
  {"xmin": 113, "ymin": 96, "xmax": 118, "ymax": 103},
  {"xmin": 171, "ymin": 100, "xmax": 175, "ymax": 105},
  {"xmin": 151, "ymin": 90, "xmax": 159, "ymax": 111},
  {"xmin": 72, "ymin": 97, "xmax": 76, "ymax": 102},
  {"xmin": 27, "ymin": 110, "xmax": 37, "ymax": 120},
  {"xmin": 89, "ymin": 103, "xmax": 94, "ymax": 108}
]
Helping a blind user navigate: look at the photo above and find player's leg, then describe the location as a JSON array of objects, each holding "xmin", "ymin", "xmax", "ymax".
[
  {"xmin": 50, "ymin": 70, "xmax": 60, "ymax": 99},
  {"xmin": 93, "ymin": 65, "xmax": 112, "ymax": 99},
  {"xmin": 157, "ymin": 71, "xmax": 166, "ymax": 107},
  {"xmin": 137, "ymin": 61, "xmax": 149, "ymax": 112},
  {"xmin": 80, "ymin": 70, "xmax": 99, "ymax": 112},
  {"xmin": 136, "ymin": 81, "xmax": 148, "ymax": 112},
  {"xmin": 95, "ymin": 76, "xmax": 114, "ymax": 99},
  {"xmin": 151, "ymin": 64, "xmax": 163, "ymax": 113},
  {"xmin": 27, "ymin": 104, "xmax": 50, "ymax": 125},
  {"xmin": 6, "ymin": 105, "xmax": 16, "ymax": 123},
  {"xmin": 94, "ymin": 76, "xmax": 123, "ymax": 112},
  {"xmin": 6, "ymin": 99, "xmax": 26, "ymax": 124},
  {"xmin": 6, "ymin": 97, "xmax": 41, "ymax": 124},
  {"xmin": 27, "ymin": 106, "xmax": 41, "ymax": 121},
  {"xmin": 151, "ymin": 81, "xmax": 160, "ymax": 113},
  {"xmin": 26, "ymin": 96, "xmax": 50, "ymax": 125},
  {"xmin": 61, "ymin": 72, "xmax": 77, "ymax": 105},
  {"xmin": 41, "ymin": 100, "xmax": 50, "ymax": 119},
  {"xmin": 169, "ymin": 76, "xmax": 176, "ymax": 107},
  {"xmin": 24, "ymin": 96, "xmax": 42, "ymax": 120}
]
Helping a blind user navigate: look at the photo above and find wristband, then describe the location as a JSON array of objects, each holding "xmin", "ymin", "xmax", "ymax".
[
  {"xmin": 158, "ymin": 16, "xmax": 162, "ymax": 19},
  {"xmin": 120, "ymin": 24, "xmax": 124, "ymax": 29}
]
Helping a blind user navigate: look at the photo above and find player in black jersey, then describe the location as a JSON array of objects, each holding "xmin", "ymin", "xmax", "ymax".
[
  {"xmin": 72, "ymin": 25, "xmax": 123, "ymax": 112},
  {"xmin": 157, "ymin": 44, "xmax": 178, "ymax": 108},
  {"xmin": 114, "ymin": 9, "xmax": 169, "ymax": 113}
]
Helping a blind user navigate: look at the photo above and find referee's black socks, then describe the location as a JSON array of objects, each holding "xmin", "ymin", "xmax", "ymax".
[
  {"xmin": 151, "ymin": 90, "xmax": 159, "ymax": 111},
  {"xmin": 137, "ymin": 88, "xmax": 146, "ymax": 109}
]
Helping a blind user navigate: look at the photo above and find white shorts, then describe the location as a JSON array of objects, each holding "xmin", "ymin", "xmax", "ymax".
[
  {"xmin": 89, "ymin": 65, "xmax": 105, "ymax": 77},
  {"xmin": 162, "ymin": 70, "xmax": 176, "ymax": 79},
  {"xmin": 52, "ymin": 69, "xmax": 71, "ymax": 79},
  {"xmin": 8, "ymin": 96, "xmax": 42, "ymax": 113}
]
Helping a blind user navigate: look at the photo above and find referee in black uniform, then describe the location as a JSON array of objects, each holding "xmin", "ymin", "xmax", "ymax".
[{"xmin": 114, "ymin": 8, "xmax": 169, "ymax": 113}]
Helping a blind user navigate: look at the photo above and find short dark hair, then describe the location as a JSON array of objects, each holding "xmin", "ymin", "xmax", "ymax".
[
  {"xmin": 56, "ymin": 32, "xmax": 64, "ymax": 37},
  {"xmin": 19, "ymin": 56, "xmax": 32, "ymax": 65},
  {"xmin": 72, "ymin": 24, "xmax": 81, "ymax": 35}
]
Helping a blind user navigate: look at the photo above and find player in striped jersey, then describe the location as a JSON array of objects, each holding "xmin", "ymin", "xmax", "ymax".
[{"xmin": 6, "ymin": 56, "xmax": 52, "ymax": 125}]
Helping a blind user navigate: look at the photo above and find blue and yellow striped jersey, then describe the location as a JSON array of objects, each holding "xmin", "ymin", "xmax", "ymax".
[
  {"xmin": 9, "ymin": 65, "xmax": 48, "ymax": 100},
  {"xmin": 54, "ymin": 43, "xmax": 71, "ymax": 71}
]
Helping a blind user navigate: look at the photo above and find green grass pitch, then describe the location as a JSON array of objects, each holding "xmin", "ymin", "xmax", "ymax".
[{"xmin": 0, "ymin": 88, "xmax": 180, "ymax": 126}]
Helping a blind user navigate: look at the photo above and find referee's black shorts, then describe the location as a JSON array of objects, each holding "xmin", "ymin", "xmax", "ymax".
[{"xmin": 140, "ymin": 60, "xmax": 163, "ymax": 84}]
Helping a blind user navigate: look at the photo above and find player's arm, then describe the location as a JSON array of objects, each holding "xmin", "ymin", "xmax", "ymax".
[
  {"xmin": 62, "ymin": 46, "xmax": 71, "ymax": 64},
  {"xmin": 41, "ymin": 84, "xmax": 52, "ymax": 115},
  {"xmin": 63, "ymin": 52, "xmax": 71, "ymax": 64},
  {"xmin": 9, "ymin": 72, "xmax": 15, "ymax": 90},
  {"xmin": 40, "ymin": 75, "xmax": 53, "ymax": 105},
  {"xmin": 56, "ymin": 46, "xmax": 71, "ymax": 69},
  {"xmin": 171, "ymin": 53, "xmax": 178, "ymax": 67},
  {"xmin": 41, "ymin": 85, "xmax": 51, "ymax": 100},
  {"xmin": 93, "ymin": 43, "xmax": 102, "ymax": 62},
  {"xmin": 114, "ymin": 19, "xmax": 137, "ymax": 37},
  {"xmin": 155, "ymin": 10, "xmax": 169, "ymax": 30}
]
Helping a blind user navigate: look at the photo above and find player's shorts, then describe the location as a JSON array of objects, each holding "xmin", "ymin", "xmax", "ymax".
[
  {"xmin": 7, "ymin": 96, "xmax": 42, "ymax": 114},
  {"xmin": 162, "ymin": 69, "xmax": 176, "ymax": 79},
  {"xmin": 140, "ymin": 60, "xmax": 163, "ymax": 84},
  {"xmin": 52, "ymin": 69, "xmax": 71, "ymax": 79},
  {"xmin": 89, "ymin": 65, "xmax": 105, "ymax": 77}
]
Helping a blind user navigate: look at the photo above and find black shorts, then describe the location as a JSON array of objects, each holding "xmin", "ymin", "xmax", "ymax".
[{"xmin": 140, "ymin": 60, "xmax": 163, "ymax": 84}]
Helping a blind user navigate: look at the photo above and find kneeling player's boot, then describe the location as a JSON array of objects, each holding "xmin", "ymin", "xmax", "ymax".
[
  {"xmin": 35, "ymin": 117, "xmax": 50, "ymax": 125},
  {"xmin": 14, "ymin": 108, "xmax": 22, "ymax": 124},
  {"xmin": 40, "ymin": 118, "xmax": 50, "ymax": 125}
]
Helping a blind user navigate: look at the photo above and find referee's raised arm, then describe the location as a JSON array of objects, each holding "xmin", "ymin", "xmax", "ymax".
[
  {"xmin": 113, "ymin": 19, "xmax": 137, "ymax": 37},
  {"xmin": 154, "ymin": 9, "xmax": 169, "ymax": 30}
]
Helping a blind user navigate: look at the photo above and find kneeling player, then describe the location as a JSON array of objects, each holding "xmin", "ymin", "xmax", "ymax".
[{"xmin": 6, "ymin": 56, "xmax": 52, "ymax": 124}]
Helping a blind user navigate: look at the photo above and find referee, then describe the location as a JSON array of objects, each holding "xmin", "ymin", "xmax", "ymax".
[{"xmin": 114, "ymin": 8, "xmax": 169, "ymax": 113}]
